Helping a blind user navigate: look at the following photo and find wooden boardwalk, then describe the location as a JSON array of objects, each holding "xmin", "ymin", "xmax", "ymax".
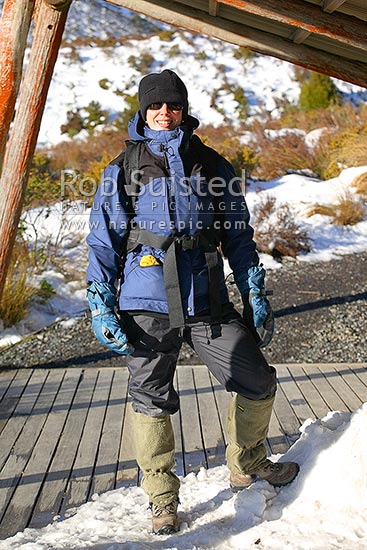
[{"xmin": 0, "ymin": 363, "xmax": 366, "ymax": 540}]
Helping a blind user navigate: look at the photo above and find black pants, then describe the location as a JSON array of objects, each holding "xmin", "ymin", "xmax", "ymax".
[{"xmin": 123, "ymin": 304, "xmax": 277, "ymax": 416}]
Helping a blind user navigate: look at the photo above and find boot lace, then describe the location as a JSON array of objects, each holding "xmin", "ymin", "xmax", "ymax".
[
  {"xmin": 263, "ymin": 461, "xmax": 282, "ymax": 473},
  {"xmin": 151, "ymin": 501, "xmax": 177, "ymax": 517}
]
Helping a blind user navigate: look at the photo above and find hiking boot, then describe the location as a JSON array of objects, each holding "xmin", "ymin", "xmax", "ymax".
[
  {"xmin": 230, "ymin": 460, "xmax": 300, "ymax": 491},
  {"xmin": 151, "ymin": 500, "xmax": 179, "ymax": 535}
]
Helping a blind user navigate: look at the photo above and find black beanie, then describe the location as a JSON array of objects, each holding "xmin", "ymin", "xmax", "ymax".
[{"xmin": 138, "ymin": 69, "xmax": 188, "ymax": 121}]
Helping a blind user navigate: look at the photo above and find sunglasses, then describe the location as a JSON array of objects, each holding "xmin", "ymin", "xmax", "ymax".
[{"xmin": 147, "ymin": 102, "xmax": 183, "ymax": 112}]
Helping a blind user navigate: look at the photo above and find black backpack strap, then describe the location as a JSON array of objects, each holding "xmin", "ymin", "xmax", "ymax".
[{"xmin": 122, "ymin": 140, "xmax": 144, "ymax": 210}]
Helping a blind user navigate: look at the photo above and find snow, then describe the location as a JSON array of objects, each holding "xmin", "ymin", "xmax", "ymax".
[
  {"xmin": 37, "ymin": 30, "xmax": 367, "ymax": 147},
  {"xmin": 0, "ymin": 404, "xmax": 366, "ymax": 549}
]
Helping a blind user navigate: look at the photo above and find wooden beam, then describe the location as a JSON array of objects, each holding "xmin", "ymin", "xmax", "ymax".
[
  {"xmin": 0, "ymin": 0, "xmax": 72, "ymax": 303},
  {"xmin": 0, "ymin": 0, "xmax": 36, "ymax": 172},
  {"xmin": 323, "ymin": 0, "xmax": 348, "ymax": 14},
  {"xmin": 290, "ymin": 28, "xmax": 311, "ymax": 45},
  {"xmin": 106, "ymin": 0, "xmax": 367, "ymax": 88},
  {"xmin": 209, "ymin": 0, "xmax": 219, "ymax": 17},
  {"xmin": 214, "ymin": 0, "xmax": 367, "ymax": 52}
]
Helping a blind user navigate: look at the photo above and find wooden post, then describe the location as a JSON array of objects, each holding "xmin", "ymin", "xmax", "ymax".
[
  {"xmin": 0, "ymin": 0, "xmax": 72, "ymax": 303},
  {"xmin": 0, "ymin": 0, "xmax": 36, "ymax": 172}
]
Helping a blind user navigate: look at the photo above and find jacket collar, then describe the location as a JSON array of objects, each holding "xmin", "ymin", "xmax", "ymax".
[{"xmin": 128, "ymin": 111, "xmax": 200, "ymax": 153}]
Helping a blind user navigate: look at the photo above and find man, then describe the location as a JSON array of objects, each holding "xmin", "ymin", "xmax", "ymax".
[{"xmin": 86, "ymin": 69, "xmax": 299, "ymax": 535}]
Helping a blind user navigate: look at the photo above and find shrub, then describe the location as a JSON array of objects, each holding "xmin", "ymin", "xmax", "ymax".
[
  {"xmin": 114, "ymin": 93, "xmax": 140, "ymax": 129},
  {"xmin": 233, "ymin": 86, "xmax": 249, "ymax": 120},
  {"xmin": 298, "ymin": 71, "xmax": 342, "ymax": 111},
  {"xmin": 168, "ymin": 44, "xmax": 181, "ymax": 57},
  {"xmin": 0, "ymin": 240, "xmax": 37, "ymax": 328},
  {"xmin": 50, "ymin": 128, "xmax": 128, "ymax": 176},
  {"xmin": 327, "ymin": 132, "xmax": 367, "ymax": 172},
  {"xmin": 128, "ymin": 51, "xmax": 154, "ymax": 72},
  {"xmin": 24, "ymin": 153, "xmax": 60, "ymax": 208},
  {"xmin": 83, "ymin": 101, "xmax": 109, "ymax": 135},
  {"xmin": 99, "ymin": 78, "xmax": 111, "ymax": 90},
  {"xmin": 158, "ymin": 30, "xmax": 175, "ymax": 41},
  {"xmin": 60, "ymin": 101, "xmax": 109, "ymax": 138},
  {"xmin": 233, "ymin": 46, "xmax": 255, "ymax": 61},
  {"xmin": 194, "ymin": 51, "xmax": 209, "ymax": 62},
  {"xmin": 229, "ymin": 145, "xmax": 258, "ymax": 179},
  {"xmin": 253, "ymin": 195, "xmax": 311, "ymax": 258},
  {"xmin": 60, "ymin": 109, "xmax": 84, "ymax": 137},
  {"xmin": 252, "ymin": 132, "xmax": 313, "ymax": 180}
]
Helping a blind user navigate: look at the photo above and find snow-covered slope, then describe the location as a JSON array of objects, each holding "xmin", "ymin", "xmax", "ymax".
[
  {"xmin": 39, "ymin": 29, "xmax": 367, "ymax": 147},
  {"xmin": 2, "ymin": 0, "xmax": 365, "ymax": 146}
]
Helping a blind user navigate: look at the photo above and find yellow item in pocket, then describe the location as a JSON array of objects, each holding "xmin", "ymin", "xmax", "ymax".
[{"xmin": 140, "ymin": 254, "xmax": 160, "ymax": 267}]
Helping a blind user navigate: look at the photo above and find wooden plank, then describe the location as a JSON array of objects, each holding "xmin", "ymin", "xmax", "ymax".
[
  {"xmin": 29, "ymin": 369, "xmax": 97, "ymax": 529},
  {"xmin": 193, "ymin": 366, "xmax": 226, "ymax": 467},
  {"xmin": 290, "ymin": 28, "xmax": 311, "ymax": 44},
  {"xmin": 347, "ymin": 364, "xmax": 367, "ymax": 389},
  {"xmin": 276, "ymin": 364, "xmax": 316, "ymax": 425},
  {"xmin": 273, "ymin": 383, "xmax": 301, "ymax": 445},
  {"xmin": 302, "ymin": 364, "xmax": 348, "ymax": 412},
  {"xmin": 208, "ymin": 0, "xmax": 219, "ymax": 16},
  {"xmin": 216, "ymin": 0, "xmax": 367, "ymax": 50},
  {"xmin": 0, "ymin": 369, "xmax": 47, "ymax": 469},
  {"xmin": 0, "ymin": 369, "xmax": 17, "ymax": 401},
  {"xmin": 317, "ymin": 363, "xmax": 363, "ymax": 411},
  {"xmin": 267, "ymin": 409, "xmax": 290, "ymax": 456},
  {"xmin": 60, "ymin": 369, "xmax": 114, "ymax": 516},
  {"xmin": 0, "ymin": 369, "xmax": 81, "ymax": 539},
  {"xmin": 89, "ymin": 369, "xmax": 128, "ymax": 498},
  {"xmin": 177, "ymin": 367, "xmax": 206, "ymax": 474},
  {"xmin": 287, "ymin": 364, "xmax": 331, "ymax": 420},
  {"xmin": 0, "ymin": 369, "xmax": 33, "ymax": 437},
  {"xmin": 116, "ymin": 390, "xmax": 139, "ymax": 488},
  {"xmin": 331, "ymin": 365, "xmax": 367, "ymax": 404},
  {"xmin": 0, "ymin": 370, "xmax": 64, "ymax": 538},
  {"xmin": 208, "ymin": 372, "xmax": 231, "ymax": 444},
  {"xmin": 323, "ymin": 0, "xmax": 348, "ymax": 13},
  {"xmin": 171, "ymin": 370, "xmax": 184, "ymax": 477}
]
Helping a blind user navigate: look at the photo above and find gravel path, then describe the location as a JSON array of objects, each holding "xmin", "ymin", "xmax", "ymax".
[{"xmin": 0, "ymin": 251, "xmax": 366, "ymax": 369}]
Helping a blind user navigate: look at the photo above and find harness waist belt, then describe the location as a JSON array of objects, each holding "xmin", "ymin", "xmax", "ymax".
[{"xmin": 126, "ymin": 226, "xmax": 221, "ymax": 328}]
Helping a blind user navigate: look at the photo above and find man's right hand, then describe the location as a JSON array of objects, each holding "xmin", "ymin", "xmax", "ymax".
[{"xmin": 87, "ymin": 281, "xmax": 134, "ymax": 355}]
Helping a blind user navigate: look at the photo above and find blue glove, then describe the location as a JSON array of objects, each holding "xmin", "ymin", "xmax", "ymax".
[
  {"xmin": 86, "ymin": 281, "xmax": 134, "ymax": 355},
  {"xmin": 235, "ymin": 265, "xmax": 274, "ymax": 348}
]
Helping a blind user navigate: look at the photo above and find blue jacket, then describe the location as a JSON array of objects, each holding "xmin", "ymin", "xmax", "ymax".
[{"xmin": 86, "ymin": 112, "xmax": 259, "ymax": 317}]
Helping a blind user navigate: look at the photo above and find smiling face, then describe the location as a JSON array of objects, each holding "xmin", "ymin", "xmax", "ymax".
[{"xmin": 146, "ymin": 102, "xmax": 183, "ymax": 131}]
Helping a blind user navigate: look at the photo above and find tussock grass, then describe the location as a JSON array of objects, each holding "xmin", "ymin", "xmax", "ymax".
[
  {"xmin": 0, "ymin": 241, "xmax": 37, "ymax": 328},
  {"xmin": 351, "ymin": 172, "xmax": 367, "ymax": 197},
  {"xmin": 333, "ymin": 193, "xmax": 364, "ymax": 226},
  {"xmin": 307, "ymin": 192, "xmax": 364, "ymax": 226}
]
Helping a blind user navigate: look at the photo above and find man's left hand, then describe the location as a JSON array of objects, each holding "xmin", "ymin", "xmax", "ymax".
[{"xmin": 235, "ymin": 265, "xmax": 275, "ymax": 348}]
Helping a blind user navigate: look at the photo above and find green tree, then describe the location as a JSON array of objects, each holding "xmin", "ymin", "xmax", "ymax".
[{"xmin": 298, "ymin": 71, "xmax": 342, "ymax": 111}]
